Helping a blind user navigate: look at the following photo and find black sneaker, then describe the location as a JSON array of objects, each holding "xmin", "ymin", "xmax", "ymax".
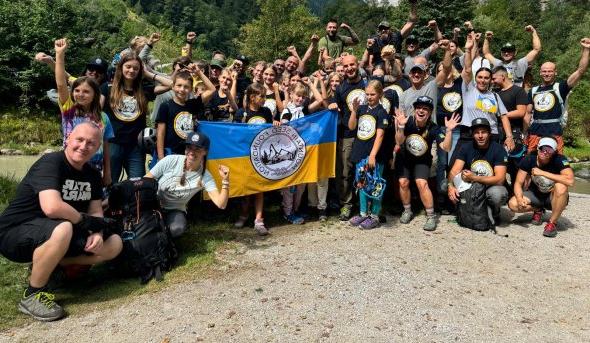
[{"xmin": 318, "ymin": 209, "xmax": 328, "ymax": 222}]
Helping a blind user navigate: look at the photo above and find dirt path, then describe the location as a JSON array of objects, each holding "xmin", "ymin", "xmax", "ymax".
[{"xmin": 2, "ymin": 194, "xmax": 590, "ymax": 342}]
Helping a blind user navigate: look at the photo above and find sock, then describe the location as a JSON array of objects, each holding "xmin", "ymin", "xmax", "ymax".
[
  {"xmin": 426, "ymin": 208, "xmax": 435, "ymax": 217},
  {"xmin": 403, "ymin": 204, "xmax": 412, "ymax": 212},
  {"xmin": 24, "ymin": 284, "xmax": 44, "ymax": 297}
]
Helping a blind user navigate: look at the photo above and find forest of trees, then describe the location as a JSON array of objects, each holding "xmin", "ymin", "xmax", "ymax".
[{"xmin": 0, "ymin": 0, "xmax": 589, "ymax": 144}]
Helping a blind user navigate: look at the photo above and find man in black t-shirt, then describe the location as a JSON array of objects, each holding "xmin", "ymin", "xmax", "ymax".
[
  {"xmin": 0, "ymin": 123, "xmax": 123, "ymax": 321},
  {"xmin": 508, "ymin": 137, "xmax": 574, "ymax": 238},
  {"xmin": 448, "ymin": 118, "xmax": 509, "ymax": 225}
]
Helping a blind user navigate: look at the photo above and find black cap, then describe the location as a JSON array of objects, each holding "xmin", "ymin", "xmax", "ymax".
[
  {"xmin": 378, "ymin": 21, "xmax": 391, "ymax": 29},
  {"xmin": 86, "ymin": 57, "xmax": 108, "ymax": 74},
  {"xmin": 406, "ymin": 35, "xmax": 419, "ymax": 44},
  {"xmin": 501, "ymin": 42, "xmax": 516, "ymax": 52},
  {"xmin": 413, "ymin": 96, "xmax": 434, "ymax": 110},
  {"xmin": 236, "ymin": 54, "xmax": 249, "ymax": 65},
  {"xmin": 471, "ymin": 118, "xmax": 491, "ymax": 131},
  {"xmin": 185, "ymin": 131, "xmax": 210, "ymax": 150}
]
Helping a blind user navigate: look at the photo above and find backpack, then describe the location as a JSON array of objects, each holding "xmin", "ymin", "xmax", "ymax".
[
  {"xmin": 354, "ymin": 158, "xmax": 387, "ymax": 200},
  {"xmin": 108, "ymin": 177, "xmax": 178, "ymax": 284},
  {"xmin": 456, "ymin": 182, "xmax": 494, "ymax": 231},
  {"xmin": 531, "ymin": 82, "xmax": 569, "ymax": 128}
]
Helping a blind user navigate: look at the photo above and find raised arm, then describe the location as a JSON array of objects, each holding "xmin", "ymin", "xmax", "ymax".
[
  {"xmin": 524, "ymin": 25, "xmax": 542, "ymax": 63},
  {"xmin": 567, "ymin": 38, "xmax": 590, "ymax": 88},
  {"xmin": 394, "ymin": 108, "xmax": 408, "ymax": 146},
  {"xmin": 299, "ymin": 35, "xmax": 319, "ymax": 73},
  {"xmin": 461, "ymin": 32, "xmax": 475, "ymax": 84},
  {"xmin": 427, "ymin": 20, "xmax": 443, "ymax": 42},
  {"xmin": 54, "ymin": 38, "xmax": 70, "ymax": 105},
  {"xmin": 191, "ymin": 64, "xmax": 217, "ymax": 103},
  {"xmin": 307, "ymin": 78, "xmax": 325, "ymax": 112},
  {"xmin": 183, "ymin": 32, "xmax": 196, "ymax": 59},
  {"xmin": 340, "ymin": 23, "xmax": 360, "ymax": 46},
  {"xmin": 482, "ymin": 31, "xmax": 497, "ymax": 64},
  {"xmin": 400, "ymin": 0, "xmax": 417, "ymax": 38},
  {"xmin": 435, "ymin": 40, "xmax": 453, "ymax": 86}
]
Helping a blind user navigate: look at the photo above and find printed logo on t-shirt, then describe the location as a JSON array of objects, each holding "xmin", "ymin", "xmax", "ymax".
[
  {"xmin": 247, "ymin": 116, "xmax": 267, "ymax": 124},
  {"xmin": 174, "ymin": 111, "xmax": 193, "ymax": 139},
  {"xmin": 62, "ymin": 180, "xmax": 92, "ymax": 201},
  {"xmin": 475, "ymin": 94, "xmax": 497, "ymax": 114},
  {"xmin": 442, "ymin": 92, "xmax": 462, "ymax": 112},
  {"xmin": 346, "ymin": 89, "xmax": 367, "ymax": 111},
  {"xmin": 357, "ymin": 115, "xmax": 377, "ymax": 140},
  {"xmin": 250, "ymin": 125, "xmax": 306, "ymax": 180},
  {"xmin": 470, "ymin": 160, "xmax": 494, "ymax": 177},
  {"xmin": 533, "ymin": 91, "xmax": 556, "ymax": 112},
  {"xmin": 384, "ymin": 84, "xmax": 403, "ymax": 99},
  {"xmin": 113, "ymin": 95, "xmax": 140, "ymax": 122},
  {"xmin": 405, "ymin": 134, "xmax": 428, "ymax": 157},
  {"xmin": 532, "ymin": 175, "xmax": 555, "ymax": 193}
]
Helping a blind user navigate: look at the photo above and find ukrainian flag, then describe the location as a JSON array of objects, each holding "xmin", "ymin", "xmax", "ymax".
[{"xmin": 199, "ymin": 110, "xmax": 337, "ymax": 197}]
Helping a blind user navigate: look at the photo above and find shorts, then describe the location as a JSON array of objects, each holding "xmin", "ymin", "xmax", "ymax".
[
  {"xmin": 522, "ymin": 189, "xmax": 568, "ymax": 210},
  {"xmin": 396, "ymin": 160, "xmax": 431, "ymax": 180},
  {"xmin": 0, "ymin": 218, "xmax": 88, "ymax": 263}
]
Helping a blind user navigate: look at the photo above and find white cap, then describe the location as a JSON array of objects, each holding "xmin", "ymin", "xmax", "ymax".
[{"xmin": 538, "ymin": 137, "xmax": 557, "ymax": 151}]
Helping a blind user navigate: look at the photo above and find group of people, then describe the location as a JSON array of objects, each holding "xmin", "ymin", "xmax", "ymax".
[{"xmin": 1, "ymin": 2, "xmax": 589, "ymax": 321}]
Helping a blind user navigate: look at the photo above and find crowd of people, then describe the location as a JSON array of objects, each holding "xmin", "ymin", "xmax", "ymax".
[{"xmin": 1, "ymin": 2, "xmax": 589, "ymax": 321}]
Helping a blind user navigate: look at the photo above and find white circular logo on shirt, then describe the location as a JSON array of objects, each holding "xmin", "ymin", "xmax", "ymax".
[
  {"xmin": 250, "ymin": 126, "xmax": 306, "ymax": 180},
  {"xmin": 174, "ymin": 111, "xmax": 193, "ymax": 139},
  {"xmin": 405, "ymin": 134, "xmax": 428, "ymax": 157},
  {"xmin": 532, "ymin": 175, "xmax": 555, "ymax": 193},
  {"xmin": 442, "ymin": 92, "xmax": 462, "ymax": 112},
  {"xmin": 471, "ymin": 160, "xmax": 493, "ymax": 177},
  {"xmin": 357, "ymin": 115, "xmax": 376, "ymax": 140},
  {"xmin": 345, "ymin": 89, "xmax": 367, "ymax": 111},
  {"xmin": 533, "ymin": 92, "xmax": 556, "ymax": 112},
  {"xmin": 114, "ymin": 95, "xmax": 140, "ymax": 122},
  {"xmin": 247, "ymin": 116, "xmax": 267, "ymax": 124}
]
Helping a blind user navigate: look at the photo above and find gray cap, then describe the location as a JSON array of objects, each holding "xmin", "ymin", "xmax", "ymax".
[
  {"xmin": 410, "ymin": 63, "xmax": 427, "ymax": 72},
  {"xmin": 378, "ymin": 21, "xmax": 391, "ymax": 29}
]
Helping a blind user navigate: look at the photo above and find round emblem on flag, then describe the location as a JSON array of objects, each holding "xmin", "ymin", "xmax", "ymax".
[
  {"xmin": 250, "ymin": 125, "xmax": 306, "ymax": 180},
  {"xmin": 532, "ymin": 175, "xmax": 555, "ymax": 193},
  {"xmin": 405, "ymin": 134, "xmax": 428, "ymax": 156}
]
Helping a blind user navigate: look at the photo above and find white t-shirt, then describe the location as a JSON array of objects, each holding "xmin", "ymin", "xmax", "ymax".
[
  {"xmin": 461, "ymin": 81, "xmax": 507, "ymax": 135},
  {"xmin": 149, "ymin": 155, "xmax": 217, "ymax": 211}
]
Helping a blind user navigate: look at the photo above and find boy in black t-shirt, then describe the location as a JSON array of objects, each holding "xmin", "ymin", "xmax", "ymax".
[
  {"xmin": 508, "ymin": 137, "xmax": 574, "ymax": 237},
  {"xmin": 0, "ymin": 123, "xmax": 122, "ymax": 321}
]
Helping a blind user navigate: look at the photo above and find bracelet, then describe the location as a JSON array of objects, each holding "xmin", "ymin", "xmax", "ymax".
[
  {"xmin": 222, "ymin": 180, "xmax": 230, "ymax": 185},
  {"xmin": 222, "ymin": 185, "xmax": 229, "ymax": 190},
  {"xmin": 152, "ymin": 73, "xmax": 157, "ymax": 82}
]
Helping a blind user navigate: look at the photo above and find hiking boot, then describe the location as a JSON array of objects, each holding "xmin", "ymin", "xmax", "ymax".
[
  {"xmin": 284, "ymin": 214, "xmax": 304, "ymax": 225},
  {"xmin": 399, "ymin": 210, "xmax": 414, "ymax": 224},
  {"xmin": 423, "ymin": 216, "xmax": 437, "ymax": 231},
  {"xmin": 318, "ymin": 209, "xmax": 328, "ymax": 222},
  {"xmin": 339, "ymin": 206, "xmax": 352, "ymax": 221},
  {"xmin": 254, "ymin": 220, "xmax": 269, "ymax": 236},
  {"xmin": 18, "ymin": 290, "xmax": 65, "ymax": 322},
  {"xmin": 234, "ymin": 216, "xmax": 248, "ymax": 229},
  {"xmin": 531, "ymin": 210, "xmax": 544, "ymax": 226},
  {"xmin": 543, "ymin": 221, "xmax": 558, "ymax": 238},
  {"xmin": 349, "ymin": 215, "xmax": 368, "ymax": 227},
  {"xmin": 360, "ymin": 216, "xmax": 380, "ymax": 230}
]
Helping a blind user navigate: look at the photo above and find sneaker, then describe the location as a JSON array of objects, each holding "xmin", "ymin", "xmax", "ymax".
[
  {"xmin": 339, "ymin": 206, "xmax": 352, "ymax": 221},
  {"xmin": 423, "ymin": 216, "xmax": 437, "ymax": 231},
  {"xmin": 531, "ymin": 210, "xmax": 544, "ymax": 226},
  {"xmin": 360, "ymin": 216, "xmax": 380, "ymax": 230},
  {"xmin": 542, "ymin": 221, "xmax": 558, "ymax": 238},
  {"xmin": 318, "ymin": 209, "xmax": 328, "ymax": 222},
  {"xmin": 349, "ymin": 215, "xmax": 368, "ymax": 226},
  {"xmin": 284, "ymin": 214, "xmax": 305, "ymax": 225},
  {"xmin": 234, "ymin": 216, "xmax": 248, "ymax": 228},
  {"xmin": 18, "ymin": 290, "xmax": 65, "ymax": 321},
  {"xmin": 254, "ymin": 220, "xmax": 269, "ymax": 236},
  {"xmin": 399, "ymin": 210, "xmax": 414, "ymax": 224}
]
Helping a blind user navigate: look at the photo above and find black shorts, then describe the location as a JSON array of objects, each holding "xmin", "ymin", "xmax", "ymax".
[
  {"xmin": 0, "ymin": 218, "xmax": 88, "ymax": 263},
  {"xmin": 396, "ymin": 161, "xmax": 431, "ymax": 180},
  {"xmin": 522, "ymin": 189, "xmax": 568, "ymax": 210}
]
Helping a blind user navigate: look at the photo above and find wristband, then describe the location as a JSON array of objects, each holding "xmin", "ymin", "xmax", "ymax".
[
  {"xmin": 153, "ymin": 74, "xmax": 157, "ymax": 82},
  {"xmin": 222, "ymin": 180, "xmax": 230, "ymax": 185}
]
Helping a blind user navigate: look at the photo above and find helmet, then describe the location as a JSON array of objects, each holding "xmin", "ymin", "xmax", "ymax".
[
  {"xmin": 354, "ymin": 158, "xmax": 387, "ymax": 200},
  {"xmin": 138, "ymin": 127, "xmax": 156, "ymax": 154}
]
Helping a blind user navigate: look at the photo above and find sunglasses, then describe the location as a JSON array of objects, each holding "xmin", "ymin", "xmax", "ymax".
[{"xmin": 538, "ymin": 146, "xmax": 555, "ymax": 155}]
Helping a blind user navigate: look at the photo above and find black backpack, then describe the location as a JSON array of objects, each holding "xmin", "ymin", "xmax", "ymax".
[
  {"xmin": 456, "ymin": 182, "xmax": 494, "ymax": 231},
  {"xmin": 108, "ymin": 177, "xmax": 178, "ymax": 284}
]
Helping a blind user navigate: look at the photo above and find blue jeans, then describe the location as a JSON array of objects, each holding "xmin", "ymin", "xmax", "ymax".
[
  {"xmin": 358, "ymin": 163, "xmax": 384, "ymax": 216},
  {"xmin": 109, "ymin": 142, "xmax": 146, "ymax": 182}
]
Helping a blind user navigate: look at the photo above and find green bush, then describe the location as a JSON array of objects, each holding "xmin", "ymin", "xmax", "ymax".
[{"xmin": 0, "ymin": 112, "xmax": 61, "ymax": 145}]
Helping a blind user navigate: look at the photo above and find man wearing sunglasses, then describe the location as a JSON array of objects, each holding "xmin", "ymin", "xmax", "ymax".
[{"xmin": 508, "ymin": 137, "xmax": 574, "ymax": 238}]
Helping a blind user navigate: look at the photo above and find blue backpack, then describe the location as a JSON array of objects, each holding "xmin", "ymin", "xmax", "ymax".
[{"xmin": 354, "ymin": 158, "xmax": 387, "ymax": 200}]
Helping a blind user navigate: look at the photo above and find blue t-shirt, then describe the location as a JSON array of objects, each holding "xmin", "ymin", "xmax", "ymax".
[
  {"xmin": 528, "ymin": 81, "xmax": 571, "ymax": 136},
  {"xmin": 332, "ymin": 77, "xmax": 369, "ymax": 139},
  {"xmin": 350, "ymin": 104, "xmax": 390, "ymax": 164},
  {"xmin": 455, "ymin": 141, "xmax": 507, "ymax": 177},
  {"xmin": 517, "ymin": 153, "xmax": 571, "ymax": 193},
  {"xmin": 400, "ymin": 117, "xmax": 445, "ymax": 165}
]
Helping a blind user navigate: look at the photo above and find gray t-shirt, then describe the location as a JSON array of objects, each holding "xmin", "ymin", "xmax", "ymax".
[
  {"xmin": 461, "ymin": 81, "xmax": 507, "ymax": 134},
  {"xmin": 492, "ymin": 56, "xmax": 528, "ymax": 87},
  {"xmin": 403, "ymin": 49, "xmax": 433, "ymax": 75},
  {"xmin": 399, "ymin": 78, "xmax": 438, "ymax": 117},
  {"xmin": 149, "ymin": 155, "xmax": 217, "ymax": 211}
]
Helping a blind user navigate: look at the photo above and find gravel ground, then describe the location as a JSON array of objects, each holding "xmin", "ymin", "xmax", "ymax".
[{"xmin": 2, "ymin": 193, "xmax": 590, "ymax": 342}]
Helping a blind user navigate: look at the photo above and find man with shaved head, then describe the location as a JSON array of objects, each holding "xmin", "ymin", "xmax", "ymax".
[
  {"xmin": 328, "ymin": 54, "xmax": 368, "ymax": 220},
  {"xmin": 0, "ymin": 122, "xmax": 122, "ymax": 321},
  {"xmin": 525, "ymin": 38, "xmax": 590, "ymax": 153}
]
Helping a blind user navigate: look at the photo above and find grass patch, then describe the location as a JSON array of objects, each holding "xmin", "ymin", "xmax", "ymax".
[{"xmin": 564, "ymin": 143, "xmax": 590, "ymax": 161}]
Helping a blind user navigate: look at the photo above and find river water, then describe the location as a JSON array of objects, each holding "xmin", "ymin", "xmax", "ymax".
[{"xmin": 1, "ymin": 155, "xmax": 590, "ymax": 194}]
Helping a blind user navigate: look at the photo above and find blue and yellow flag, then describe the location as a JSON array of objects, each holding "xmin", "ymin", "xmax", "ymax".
[{"xmin": 199, "ymin": 110, "xmax": 337, "ymax": 197}]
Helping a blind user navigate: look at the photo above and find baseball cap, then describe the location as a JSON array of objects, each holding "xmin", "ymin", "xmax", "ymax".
[
  {"xmin": 501, "ymin": 42, "xmax": 516, "ymax": 52},
  {"xmin": 85, "ymin": 57, "xmax": 108, "ymax": 74},
  {"xmin": 471, "ymin": 118, "xmax": 491, "ymax": 131},
  {"xmin": 538, "ymin": 137, "xmax": 557, "ymax": 151},
  {"xmin": 378, "ymin": 21, "xmax": 391, "ymax": 29},
  {"xmin": 210, "ymin": 58, "xmax": 224, "ymax": 69},
  {"xmin": 185, "ymin": 131, "xmax": 210, "ymax": 150},
  {"xmin": 409, "ymin": 63, "xmax": 427, "ymax": 73},
  {"xmin": 406, "ymin": 35, "xmax": 419, "ymax": 44},
  {"xmin": 413, "ymin": 96, "xmax": 434, "ymax": 110},
  {"xmin": 235, "ymin": 54, "xmax": 249, "ymax": 65}
]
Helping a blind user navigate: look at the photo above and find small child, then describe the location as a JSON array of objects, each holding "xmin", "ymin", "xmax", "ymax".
[
  {"xmin": 234, "ymin": 83, "xmax": 273, "ymax": 235},
  {"xmin": 347, "ymin": 80, "xmax": 390, "ymax": 229}
]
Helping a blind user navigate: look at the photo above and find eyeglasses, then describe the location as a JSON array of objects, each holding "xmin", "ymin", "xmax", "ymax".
[{"xmin": 538, "ymin": 146, "xmax": 555, "ymax": 155}]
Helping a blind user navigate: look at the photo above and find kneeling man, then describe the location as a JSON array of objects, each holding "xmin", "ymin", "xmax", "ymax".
[
  {"xmin": 508, "ymin": 137, "xmax": 573, "ymax": 237},
  {"xmin": 0, "ymin": 123, "xmax": 122, "ymax": 321}
]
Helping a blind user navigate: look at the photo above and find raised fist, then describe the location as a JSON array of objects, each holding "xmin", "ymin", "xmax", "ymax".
[
  {"xmin": 186, "ymin": 31, "xmax": 196, "ymax": 43},
  {"xmin": 311, "ymin": 34, "xmax": 320, "ymax": 43},
  {"xmin": 35, "ymin": 52, "xmax": 54, "ymax": 64},
  {"xmin": 148, "ymin": 32, "xmax": 161, "ymax": 45},
  {"xmin": 340, "ymin": 23, "xmax": 350, "ymax": 30},
  {"xmin": 54, "ymin": 38, "xmax": 67, "ymax": 54},
  {"xmin": 524, "ymin": 25, "xmax": 535, "ymax": 33},
  {"xmin": 581, "ymin": 38, "xmax": 590, "ymax": 49},
  {"xmin": 485, "ymin": 31, "xmax": 494, "ymax": 39},
  {"xmin": 427, "ymin": 20, "xmax": 438, "ymax": 29}
]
